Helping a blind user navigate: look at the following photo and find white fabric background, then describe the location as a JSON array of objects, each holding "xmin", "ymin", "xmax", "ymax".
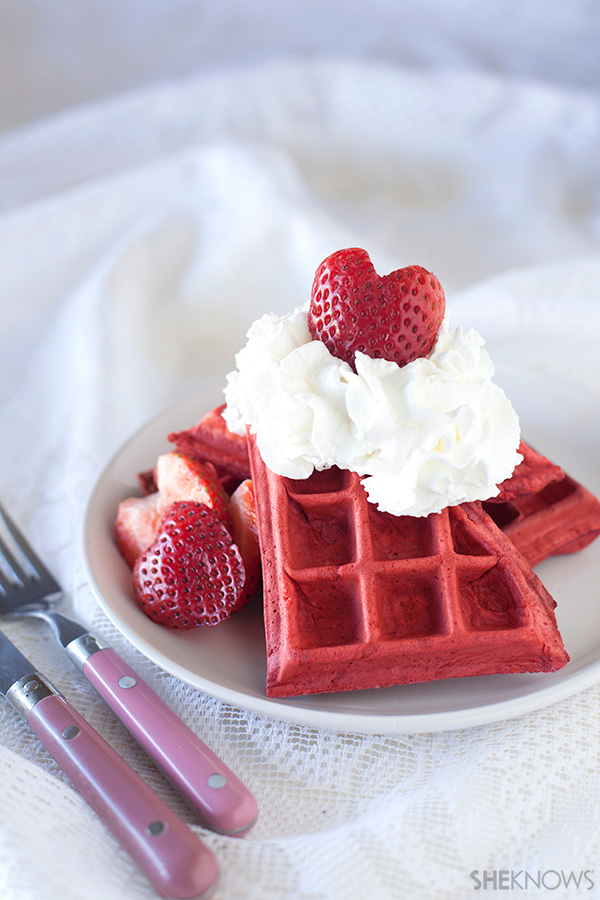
[
  {"xmin": 2, "ymin": 0, "xmax": 600, "ymax": 134},
  {"xmin": 1, "ymin": 6, "xmax": 600, "ymax": 899}
]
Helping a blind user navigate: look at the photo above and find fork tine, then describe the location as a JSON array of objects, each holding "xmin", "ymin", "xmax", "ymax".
[
  {"xmin": 0, "ymin": 567, "xmax": 13, "ymax": 593},
  {"xmin": 0, "ymin": 519, "xmax": 30, "ymax": 584},
  {"xmin": 0, "ymin": 503, "xmax": 60, "ymax": 591}
]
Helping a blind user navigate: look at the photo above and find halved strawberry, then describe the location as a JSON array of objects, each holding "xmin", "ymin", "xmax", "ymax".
[
  {"xmin": 115, "ymin": 492, "xmax": 164, "ymax": 568},
  {"xmin": 229, "ymin": 479, "xmax": 261, "ymax": 608},
  {"xmin": 115, "ymin": 451, "xmax": 232, "ymax": 569},
  {"xmin": 155, "ymin": 452, "xmax": 231, "ymax": 529},
  {"xmin": 132, "ymin": 501, "xmax": 246, "ymax": 629}
]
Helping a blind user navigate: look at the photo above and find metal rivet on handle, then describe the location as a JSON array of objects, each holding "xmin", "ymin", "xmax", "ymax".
[
  {"xmin": 24, "ymin": 680, "xmax": 39, "ymax": 692},
  {"xmin": 207, "ymin": 773, "xmax": 228, "ymax": 789},
  {"xmin": 146, "ymin": 821, "xmax": 166, "ymax": 836},
  {"xmin": 118, "ymin": 676, "xmax": 137, "ymax": 689},
  {"xmin": 62, "ymin": 726, "xmax": 80, "ymax": 740}
]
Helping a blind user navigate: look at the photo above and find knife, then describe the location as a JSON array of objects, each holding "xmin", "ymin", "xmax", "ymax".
[{"xmin": 0, "ymin": 628, "xmax": 219, "ymax": 899}]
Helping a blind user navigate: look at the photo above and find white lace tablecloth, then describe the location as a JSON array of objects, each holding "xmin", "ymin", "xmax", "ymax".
[{"xmin": 1, "ymin": 58, "xmax": 600, "ymax": 900}]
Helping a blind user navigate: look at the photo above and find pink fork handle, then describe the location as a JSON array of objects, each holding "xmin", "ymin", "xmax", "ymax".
[
  {"xmin": 83, "ymin": 647, "xmax": 258, "ymax": 835},
  {"xmin": 28, "ymin": 693, "xmax": 218, "ymax": 899}
]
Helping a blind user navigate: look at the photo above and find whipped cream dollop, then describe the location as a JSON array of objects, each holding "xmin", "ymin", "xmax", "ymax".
[{"xmin": 223, "ymin": 305, "xmax": 522, "ymax": 517}]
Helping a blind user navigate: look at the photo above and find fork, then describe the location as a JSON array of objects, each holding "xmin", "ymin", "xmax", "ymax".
[{"xmin": 0, "ymin": 502, "xmax": 258, "ymax": 836}]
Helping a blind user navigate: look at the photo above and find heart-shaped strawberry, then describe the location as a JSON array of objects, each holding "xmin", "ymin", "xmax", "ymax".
[{"xmin": 308, "ymin": 248, "xmax": 445, "ymax": 369}]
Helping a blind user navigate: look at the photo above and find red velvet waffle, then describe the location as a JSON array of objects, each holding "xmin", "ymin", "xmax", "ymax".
[
  {"xmin": 495, "ymin": 440, "xmax": 564, "ymax": 502},
  {"xmin": 483, "ymin": 440, "xmax": 600, "ymax": 566},
  {"xmin": 169, "ymin": 403, "xmax": 250, "ymax": 492},
  {"xmin": 247, "ymin": 436, "xmax": 569, "ymax": 698},
  {"xmin": 484, "ymin": 474, "xmax": 600, "ymax": 567}
]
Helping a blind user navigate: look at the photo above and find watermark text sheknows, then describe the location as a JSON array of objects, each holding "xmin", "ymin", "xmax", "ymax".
[{"xmin": 470, "ymin": 870, "xmax": 594, "ymax": 891}]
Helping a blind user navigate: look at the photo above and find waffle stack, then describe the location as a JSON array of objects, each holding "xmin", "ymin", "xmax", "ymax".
[
  {"xmin": 169, "ymin": 406, "xmax": 600, "ymax": 697},
  {"xmin": 247, "ymin": 436, "xmax": 569, "ymax": 698}
]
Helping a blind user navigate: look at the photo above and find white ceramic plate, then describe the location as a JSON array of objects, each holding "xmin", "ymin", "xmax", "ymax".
[{"xmin": 83, "ymin": 366, "xmax": 600, "ymax": 734}]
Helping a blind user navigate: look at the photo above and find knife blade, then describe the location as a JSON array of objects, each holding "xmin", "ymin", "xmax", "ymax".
[{"xmin": 0, "ymin": 628, "xmax": 219, "ymax": 899}]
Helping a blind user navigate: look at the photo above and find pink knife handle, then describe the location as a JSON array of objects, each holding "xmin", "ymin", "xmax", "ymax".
[
  {"xmin": 82, "ymin": 647, "xmax": 257, "ymax": 835},
  {"xmin": 28, "ymin": 693, "xmax": 218, "ymax": 899}
]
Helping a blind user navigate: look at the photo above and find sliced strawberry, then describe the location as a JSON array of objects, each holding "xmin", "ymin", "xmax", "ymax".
[
  {"xmin": 155, "ymin": 451, "xmax": 231, "ymax": 529},
  {"xmin": 132, "ymin": 501, "xmax": 246, "ymax": 629},
  {"xmin": 229, "ymin": 479, "xmax": 262, "ymax": 608},
  {"xmin": 308, "ymin": 248, "xmax": 445, "ymax": 370},
  {"xmin": 114, "ymin": 492, "xmax": 165, "ymax": 568}
]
